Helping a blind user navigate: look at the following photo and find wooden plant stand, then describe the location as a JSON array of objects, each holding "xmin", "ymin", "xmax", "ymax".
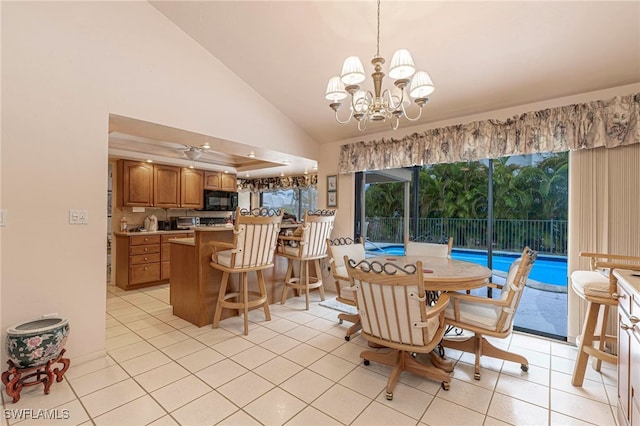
[{"xmin": 1, "ymin": 349, "xmax": 70, "ymax": 403}]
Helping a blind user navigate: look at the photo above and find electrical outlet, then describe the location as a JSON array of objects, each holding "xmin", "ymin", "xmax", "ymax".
[{"xmin": 0, "ymin": 210, "xmax": 6, "ymax": 227}]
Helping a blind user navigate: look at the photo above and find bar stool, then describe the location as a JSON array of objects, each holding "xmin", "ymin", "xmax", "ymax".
[
  {"xmin": 210, "ymin": 207, "xmax": 283, "ymax": 336},
  {"xmin": 571, "ymin": 252, "xmax": 640, "ymax": 386},
  {"xmin": 278, "ymin": 209, "xmax": 336, "ymax": 310}
]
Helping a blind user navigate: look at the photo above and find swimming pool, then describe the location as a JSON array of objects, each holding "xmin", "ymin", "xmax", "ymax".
[{"xmin": 366, "ymin": 245, "xmax": 568, "ymax": 287}]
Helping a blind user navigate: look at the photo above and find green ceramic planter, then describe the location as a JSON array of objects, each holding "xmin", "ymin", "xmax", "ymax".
[{"xmin": 6, "ymin": 316, "xmax": 69, "ymax": 369}]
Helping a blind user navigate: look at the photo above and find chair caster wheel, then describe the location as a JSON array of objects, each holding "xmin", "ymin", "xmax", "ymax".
[
  {"xmin": 474, "ymin": 372, "xmax": 481, "ymax": 380},
  {"xmin": 345, "ymin": 335, "xmax": 350, "ymax": 341},
  {"xmin": 385, "ymin": 392, "xmax": 393, "ymax": 400},
  {"xmin": 339, "ymin": 319, "xmax": 343, "ymax": 324},
  {"xmin": 521, "ymin": 364, "xmax": 529, "ymax": 372},
  {"xmin": 441, "ymin": 382, "xmax": 450, "ymax": 391},
  {"xmin": 363, "ymin": 360, "xmax": 370, "ymax": 366}
]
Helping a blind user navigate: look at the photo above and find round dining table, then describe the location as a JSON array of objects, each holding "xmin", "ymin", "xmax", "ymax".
[{"xmin": 366, "ymin": 255, "xmax": 492, "ymax": 291}]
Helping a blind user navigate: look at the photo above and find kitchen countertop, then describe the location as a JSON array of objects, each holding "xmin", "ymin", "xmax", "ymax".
[
  {"xmin": 169, "ymin": 237, "xmax": 195, "ymax": 246},
  {"xmin": 113, "ymin": 230, "xmax": 195, "ymax": 236},
  {"xmin": 614, "ymin": 269, "xmax": 640, "ymax": 293}
]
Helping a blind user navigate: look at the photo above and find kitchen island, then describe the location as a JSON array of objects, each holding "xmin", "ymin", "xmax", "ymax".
[{"xmin": 170, "ymin": 227, "xmax": 293, "ymax": 327}]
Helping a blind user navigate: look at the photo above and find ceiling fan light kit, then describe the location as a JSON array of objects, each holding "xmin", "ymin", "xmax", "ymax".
[{"xmin": 325, "ymin": 0, "xmax": 434, "ymax": 131}]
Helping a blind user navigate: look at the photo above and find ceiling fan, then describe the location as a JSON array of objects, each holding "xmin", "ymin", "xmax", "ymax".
[{"xmin": 178, "ymin": 143, "xmax": 211, "ymax": 161}]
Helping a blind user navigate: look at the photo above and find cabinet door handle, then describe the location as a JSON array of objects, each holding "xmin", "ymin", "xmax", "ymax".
[
  {"xmin": 144, "ymin": 267, "xmax": 148, "ymax": 271},
  {"xmin": 621, "ymin": 323, "xmax": 634, "ymax": 330},
  {"xmin": 144, "ymin": 248, "xmax": 149, "ymax": 252},
  {"xmin": 613, "ymin": 293, "xmax": 626, "ymax": 300},
  {"xmin": 144, "ymin": 257, "xmax": 148, "ymax": 261},
  {"xmin": 630, "ymin": 316, "xmax": 640, "ymax": 324}
]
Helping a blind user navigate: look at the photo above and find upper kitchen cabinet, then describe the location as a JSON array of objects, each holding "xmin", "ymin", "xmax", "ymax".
[
  {"xmin": 153, "ymin": 164, "xmax": 181, "ymax": 208},
  {"xmin": 204, "ymin": 171, "xmax": 237, "ymax": 191},
  {"xmin": 181, "ymin": 168, "xmax": 204, "ymax": 209},
  {"xmin": 119, "ymin": 160, "xmax": 154, "ymax": 207},
  {"xmin": 221, "ymin": 173, "xmax": 237, "ymax": 191}
]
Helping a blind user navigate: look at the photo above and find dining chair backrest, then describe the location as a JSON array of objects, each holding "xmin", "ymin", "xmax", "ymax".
[
  {"xmin": 294, "ymin": 209, "xmax": 336, "ymax": 259},
  {"xmin": 404, "ymin": 236, "xmax": 453, "ymax": 258},
  {"xmin": 326, "ymin": 237, "xmax": 366, "ymax": 280},
  {"xmin": 226, "ymin": 207, "xmax": 283, "ymax": 269},
  {"xmin": 495, "ymin": 247, "xmax": 537, "ymax": 332},
  {"xmin": 345, "ymin": 258, "xmax": 443, "ymax": 347}
]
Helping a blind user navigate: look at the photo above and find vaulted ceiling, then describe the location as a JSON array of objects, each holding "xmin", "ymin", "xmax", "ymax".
[{"xmin": 110, "ymin": 1, "xmax": 640, "ymax": 176}]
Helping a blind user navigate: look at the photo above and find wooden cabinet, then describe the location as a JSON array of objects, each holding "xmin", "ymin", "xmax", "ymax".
[
  {"xmin": 154, "ymin": 165, "xmax": 181, "ymax": 208},
  {"xmin": 115, "ymin": 234, "xmax": 162, "ymax": 290},
  {"xmin": 204, "ymin": 171, "xmax": 236, "ymax": 191},
  {"xmin": 221, "ymin": 173, "xmax": 237, "ymax": 191},
  {"xmin": 119, "ymin": 160, "xmax": 204, "ymax": 208},
  {"xmin": 120, "ymin": 160, "xmax": 154, "ymax": 207},
  {"xmin": 181, "ymin": 168, "xmax": 204, "ymax": 209},
  {"xmin": 115, "ymin": 232, "xmax": 193, "ymax": 290},
  {"xmin": 161, "ymin": 233, "xmax": 189, "ymax": 280},
  {"xmin": 204, "ymin": 171, "xmax": 221, "ymax": 190},
  {"xmin": 616, "ymin": 270, "xmax": 640, "ymax": 426}
]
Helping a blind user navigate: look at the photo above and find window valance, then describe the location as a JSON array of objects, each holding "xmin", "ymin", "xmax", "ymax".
[
  {"xmin": 338, "ymin": 92, "xmax": 640, "ymax": 173},
  {"xmin": 237, "ymin": 174, "xmax": 317, "ymax": 193}
]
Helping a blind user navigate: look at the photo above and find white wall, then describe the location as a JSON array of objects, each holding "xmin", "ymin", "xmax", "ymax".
[{"xmin": 1, "ymin": 2, "xmax": 318, "ymax": 363}]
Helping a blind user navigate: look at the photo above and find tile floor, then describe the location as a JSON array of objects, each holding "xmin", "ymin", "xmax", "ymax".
[{"xmin": 1, "ymin": 283, "xmax": 619, "ymax": 426}]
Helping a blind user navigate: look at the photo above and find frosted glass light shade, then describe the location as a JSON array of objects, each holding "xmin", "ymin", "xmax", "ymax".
[
  {"xmin": 389, "ymin": 49, "xmax": 416, "ymax": 79},
  {"xmin": 409, "ymin": 71, "xmax": 435, "ymax": 98},
  {"xmin": 325, "ymin": 76, "xmax": 348, "ymax": 101},
  {"xmin": 340, "ymin": 56, "xmax": 366, "ymax": 85}
]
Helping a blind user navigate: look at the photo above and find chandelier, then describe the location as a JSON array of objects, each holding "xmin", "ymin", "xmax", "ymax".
[{"xmin": 325, "ymin": 0, "xmax": 434, "ymax": 131}]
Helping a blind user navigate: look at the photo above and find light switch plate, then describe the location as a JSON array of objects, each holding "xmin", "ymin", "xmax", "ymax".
[
  {"xmin": 69, "ymin": 209, "xmax": 88, "ymax": 225},
  {"xmin": 0, "ymin": 210, "xmax": 6, "ymax": 227}
]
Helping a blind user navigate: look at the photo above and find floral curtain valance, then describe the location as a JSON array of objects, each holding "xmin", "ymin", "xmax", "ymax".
[
  {"xmin": 338, "ymin": 92, "xmax": 640, "ymax": 173},
  {"xmin": 237, "ymin": 174, "xmax": 317, "ymax": 193}
]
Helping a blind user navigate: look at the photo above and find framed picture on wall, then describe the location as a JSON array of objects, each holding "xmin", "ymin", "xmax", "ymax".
[
  {"xmin": 327, "ymin": 191, "xmax": 337, "ymax": 207},
  {"xmin": 327, "ymin": 175, "xmax": 337, "ymax": 191}
]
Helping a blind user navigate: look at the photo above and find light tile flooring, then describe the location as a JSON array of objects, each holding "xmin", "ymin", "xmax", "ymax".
[{"xmin": 2, "ymin": 283, "xmax": 619, "ymax": 426}]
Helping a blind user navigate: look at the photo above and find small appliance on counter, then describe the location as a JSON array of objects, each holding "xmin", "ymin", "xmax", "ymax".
[
  {"xmin": 170, "ymin": 216, "xmax": 200, "ymax": 230},
  {"xmin": 144, "ymin": 215, "xmax": 158, "ymax": 232},
  {"xmin": 157, "ymin": 220, "xmax": 171, "ymax": 231}
]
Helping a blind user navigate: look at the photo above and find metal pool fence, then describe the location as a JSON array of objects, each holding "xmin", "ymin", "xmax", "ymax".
[{"xmin": 365, "ymin": 217, "xmax": 568, "ymax": 256}]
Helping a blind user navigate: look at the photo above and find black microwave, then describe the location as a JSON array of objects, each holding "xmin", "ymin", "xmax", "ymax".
[{"xmin": 202, "ymin": 190, "xmax": 238, "ymax": 211}]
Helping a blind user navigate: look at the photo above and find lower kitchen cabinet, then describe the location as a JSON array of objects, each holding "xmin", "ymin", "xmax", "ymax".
[
  {"xmin": 115, "ymin": 232, "xmax": 191, "ymax": 290},
  {"xmin": 615, "ymin": 269, "xmax": 640, "ymax": 426},
  {"xmin": 161, "ymin": 233, "xmax": 189, "ymax": 280}
]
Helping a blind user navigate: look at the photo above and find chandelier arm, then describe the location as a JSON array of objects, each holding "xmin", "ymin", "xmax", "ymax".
[
  {"xmin": 357, "ymin": 118, "xmax": 368, "ymax": 132},
  {"xmin": 390, "ymin": 115, "xmax": 400, "ymax": 130},
  {"xmin": 334, "ymin": 107, "xmax": 354, "ymax": 125},
  {"xmin": 400, "ymin": 103, "xmax": 424, "ymax": 121}
]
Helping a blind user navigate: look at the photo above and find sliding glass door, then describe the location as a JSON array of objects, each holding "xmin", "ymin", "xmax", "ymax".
[{"xmin": 356, "ymin": 152, "xmax": 568, "ymax": 339}]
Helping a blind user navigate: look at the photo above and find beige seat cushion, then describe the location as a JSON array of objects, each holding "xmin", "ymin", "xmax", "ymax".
[
  {"xmin": 445, "ymin": 298, "xmax": 502, "ymax": 331},
  {"xmin": 571, "ymin": 270, "xmax": 611, "ymax": 299},
  {"xmin": 212, "ymin": 250, "xmax": 233, "ymax": 267}
]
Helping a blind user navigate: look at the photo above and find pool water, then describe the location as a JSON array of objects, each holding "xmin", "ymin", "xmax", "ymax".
[{"xmin": 367, "ymin": 246, "xmax": 567, "ymax": 286}]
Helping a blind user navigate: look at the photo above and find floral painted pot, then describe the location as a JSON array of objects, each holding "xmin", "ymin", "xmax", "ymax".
[{"xmin": 6, "ymin": 316, "xmax": 69, "ymax": 369}]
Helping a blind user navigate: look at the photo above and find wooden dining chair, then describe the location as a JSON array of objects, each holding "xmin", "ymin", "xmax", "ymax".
[
  {"xmin": 405, "ymin": 235, "xmax": 453, "ymax": 258},
  {"xmin": 209, "ymin": 207, "xmax": 283, "ymax": 335},
  {"xmin": 345, "ymin": 257, "xmax": 452, "ymax": 399},
  {"xmin": 443, "ymin": 247, "xmax": 537, "ymax": 380},
  {"xmin": 278, "ymin": 209, "xmax": 336, "ymax": 310},
  {"xmin": 326, "ymin": 236, "xmax": 365, "ymax": 341}
]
